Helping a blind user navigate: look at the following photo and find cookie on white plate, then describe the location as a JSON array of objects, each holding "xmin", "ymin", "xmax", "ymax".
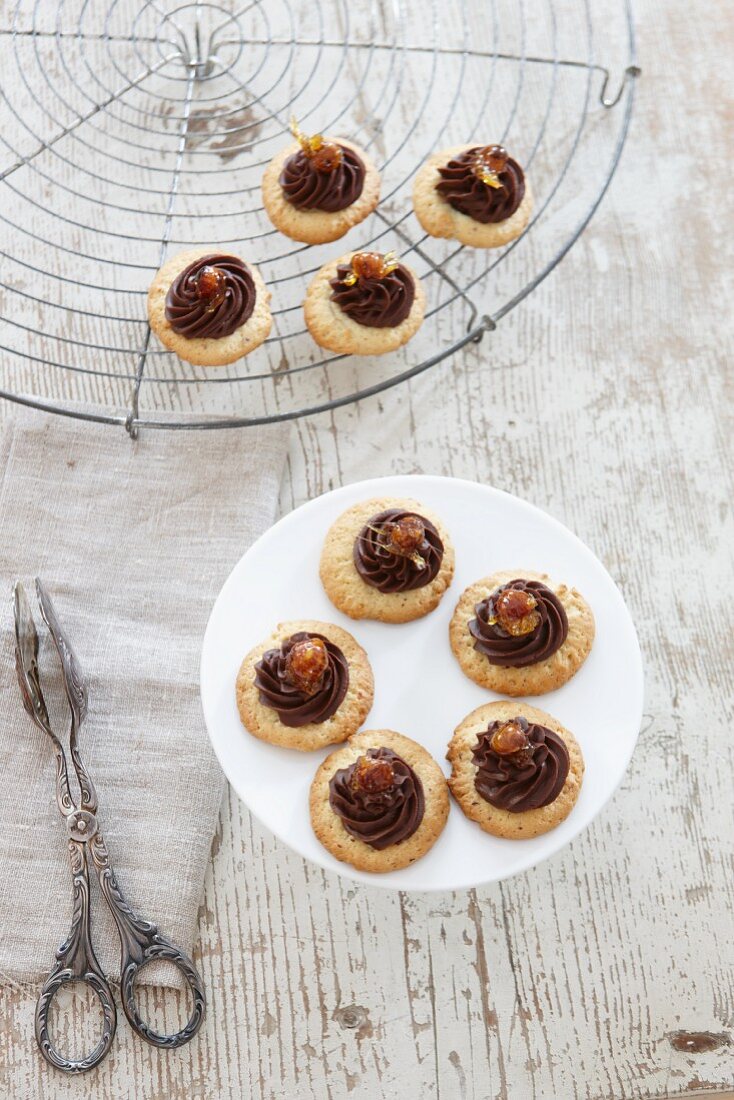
[
  {"xmin": 447, "ymin": 701, "xmax": 584, "ymax": 839},
  {"xmin": 310, "ymin": 729, "xmax": 450, "ymax": 872},
  {"xmin": 236, "ymin": 620, "xmax": 374, "ymax": 751},
  {"xmin": 319, "ymin": 497, "xmax": 454, "ymax": 622}
]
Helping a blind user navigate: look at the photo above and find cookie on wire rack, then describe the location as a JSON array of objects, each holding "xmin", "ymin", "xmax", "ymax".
[
  {"xmin": 319, "ymin": 497, "xmax": 454, "ymax": 622},
  {"xmin": 413, "ymin": 143, "xmax": 533, "ymax": 248},
  {"xmin": 310, "ymin": 729, "xmax": 450, "ymax": 873},
  {"xmin": 148, "ymin": 248, "xmax": 272, "ymax": 367},
  {"xmin": 304, "ymin": 251, "xmax": 426, "ymax": 356},
  {"xmin": 262, "ymin": 119, "xmax": 381, "ymax": 244},
  {"xmin": 447, "ymin": 701, "xmax": 584, "ymax": 839},
  {"xmin": 236, "ymin": 620, "xmax": 374, "ymax": 752}
]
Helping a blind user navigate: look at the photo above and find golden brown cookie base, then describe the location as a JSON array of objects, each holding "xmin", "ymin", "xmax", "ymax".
[
  {"xmin": 412, "ymin": 144, "xmax": 533, "ymax": 247},
  {"xmin": 447, "ymin": 701, "xmax": 584, "ymax": 839},
  {"xmin": 148, "ymin": 247, "xmax": 272, "ymax": 366},
  {"xmin": 236, "ymin": 620, "xmax": 374, "ymax": 751},
  {"xmin": 304, "ymin": 254, "xmax": 426, "ymax": 356},
  {"xmin": 449, "ymin": 569, "xmax": 594, "ymax": 695},
  {"xmin": 319, "ymin": 497, "xmax": 455, "ymax": 622},
  {"xmin": 261, "ymin": 139, "xmax": 381, "ymax": 244},
  {"xmin": 310, "ymin": 729, "xmax": 450, "ymax": 872}
]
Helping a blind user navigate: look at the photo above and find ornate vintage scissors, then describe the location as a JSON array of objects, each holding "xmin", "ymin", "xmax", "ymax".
[{"xmin": 13, "ymin": 579, "xmax": 205, "ymax": 1073}]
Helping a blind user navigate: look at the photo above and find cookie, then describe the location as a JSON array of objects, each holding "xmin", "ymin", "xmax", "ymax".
[
  {"xmin": 304, "ymin": 251, "xmax": 425, "ymax": 356},
  {"xmin": 310, "ymin": 729, "xmax": 450, "ymax": 872},
  {"xmin": 413, "ymin": 144, "xmax": 533, "ymax": 248},
  {"xmin": 236, "ymin": 620, "xmax": 373, "ymax": 751},
  {"xmin": 449, "ymin": 570, "xmax": 594, "ymax": 695},
  {"xmin": 319, "ymin": 497, "xmax": 455, "ymax": 623},
  {"xmin": 261, "ymin": 138, "xmax": 380, "ymax": 244},
  {"xmin": 148, "ymin": 248, "xmax": 272, "ymax": 366},
  {"xmin": 447, "ymin": 701, "xmax": 584, "ymax": 839}
]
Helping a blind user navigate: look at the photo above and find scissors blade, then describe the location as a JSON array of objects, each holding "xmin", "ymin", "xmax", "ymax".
[
  {"xmin": 35, "ymin": 578, "xmax": 88, "ymax": 724},
  {"xmin": 35, "ymin": 579, "xmax": 97, "ymax": 812},
  {"xmin": 13, "ymin": 582, "xmax": 51, "ymax": 730}
]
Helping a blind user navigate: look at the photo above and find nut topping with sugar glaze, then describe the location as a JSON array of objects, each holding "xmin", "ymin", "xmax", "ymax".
[
  {"xmin": 290, "ymin": 115, "xmax": 344, "ymax": 173},
  {"xmin": 350, "ymin": 755, "xmax": 396, "ymax": 794},
  {"xmin": 342, "ymin": 251, "xmax": 400, "ymax": 286},
  {"xmin": 489, "ymin": 719, "xmax": 532, "ymax": 757},
  {"xmin": 472, "ymin": 144, "xmax": 509, "ymax": 188},
  {"xmin": 490, "ymin": 588, "xmax": 541, "ymax": 636},
  {"xmin": 284, "ymin": 636, "xmax": 329, "ymax": 696},
  {"xmin": 194, "ymin": 265, "xmax": 227, "ymax": 311}
]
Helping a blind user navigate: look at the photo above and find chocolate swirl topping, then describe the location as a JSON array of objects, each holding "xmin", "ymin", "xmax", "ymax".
[
  {"xmin": 470, "ymin": 579, "xmax": 568, "ymax": 667},
  {"xmin": 354, "ymin": 508, "xmax": 444, "ymax": 593},
  {"xmin": 280, "ymin": 145, "xmax": 365, "ymax": 212},
  {"xmin": 472, "ymin": 717, "xmax": 569, "ymax": 812},
  {"xmin": 165, "ymin": 253, "xmax": 256, "ymax": 338},
  {"xmin": 329, "ymin": 747, "xmax": 425, "ymax": 849},
  {"xmin": 254, "ymin": 632, "xmax": 348, "ymax": 727},
  {"xmin": 330, "ymin": 264, "xmax": 415, "ymax": 328},
  {"xmin": 436, "ymin": 147, "xmax": 526, "ymax": 224}
]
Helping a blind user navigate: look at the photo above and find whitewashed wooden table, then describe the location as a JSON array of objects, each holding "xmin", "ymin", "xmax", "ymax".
[{"xmin": 1, "ymin": 0, "xmax": 732, "ymax": 1097}]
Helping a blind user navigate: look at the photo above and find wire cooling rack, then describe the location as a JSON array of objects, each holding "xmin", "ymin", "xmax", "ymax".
[{"xmin": 0, "ymin": 0, "xmax": 638, "ymax": 433}]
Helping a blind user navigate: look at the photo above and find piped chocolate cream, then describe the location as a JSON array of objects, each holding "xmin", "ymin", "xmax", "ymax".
[
  {"xmin": 165, "ymin": 253, "xmax": 256, "ymax": 338},
  {"xmin": 472, "ymin": 716, "xmax": 569, "ymax": 812},
  {"xmin": 436, "ymin": 145, "xmax": 525, "ymax": 224},
  {"xmin": 354, "ymin": 508, "xmax": 444, "ymax": 593},
  {"xmin": 254, "ymin": 632, "xmax": 348, "ymax": 727},
  {"xmin": 330, "ymin": 252, "xmax": 415, "ymax": 328},
  {"xmin": 280, "ymin": 144, "xmax": 365, "ymax": 212},
  {"xmin": 469, "ymin": 579, "xmax": 568, "ymax": 667},
  {"xmin": 329, "ymin": 747, "xmax": 425, "ymax": 848}
]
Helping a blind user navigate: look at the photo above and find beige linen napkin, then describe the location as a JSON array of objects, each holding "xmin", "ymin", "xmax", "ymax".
[{"xmin": 0, "ymin": 413, "xmax": 288, "ymax": 987}]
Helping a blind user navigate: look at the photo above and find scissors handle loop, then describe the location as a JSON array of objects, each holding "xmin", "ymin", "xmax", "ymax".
[
  {"xmin": 89, "ymin": 832, "xmax": 206, "ymax": 1048},
  {"xmin": 34, "ymin": 840, "xmax": 117, "ymax": 1073}
]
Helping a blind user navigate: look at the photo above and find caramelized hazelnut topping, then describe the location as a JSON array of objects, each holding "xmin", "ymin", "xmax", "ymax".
[
  {"xmin": 284, "ymin": 636, "xmax": 329, "ymax": 696},
  {"xmin": 350, "ymin": 755, "xmax": 396, "ymax": 794},
  {"xmin": 384, "ymin": 515, "xmax": 426, "ymax": 558},
  {"xmin": 489, "ymin": 720, "xmax": 532, "ymax": 757},
  {"xmin": 491, "ymin": 588, "xmax": 541, "ymax": 636},
  {"xmin": 473, "ymin": 144, "xmax": 509, "ymax": 189},
  {"xmin": 195, "ymin": 265, "xmax": 227, "ymax": 311},
  {"xmin": 342, "ymin": 250, "xmax": 400, "ymax": 286},
  {"xmin": 311, "ymin": 141, "xmax": 344, "ymax": 172},
  {"xmin": 290, "ymin": 115, "xmax": 344, "ymax": 173}
]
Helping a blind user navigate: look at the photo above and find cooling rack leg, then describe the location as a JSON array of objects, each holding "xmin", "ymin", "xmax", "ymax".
[
  {"xmin": 599, "ymin": 65, "xmax": 641, "ymax": 109},
  {"xmin": 472, "ymin": 316, "xmax": 497, "ymax": 343}
]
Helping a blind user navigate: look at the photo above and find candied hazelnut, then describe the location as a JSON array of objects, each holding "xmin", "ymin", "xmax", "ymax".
[
  {"xmin": 482, "ymin": 144, "xmax": 508, "ymax": 172},
  {"xmin": 344, "ymin": 251, "xmax": 400, "ymax": 286},
  {"xmin": 384, "ymin": 515, "xmax": 425, "ymax": 558},
  {"xmin": 473, "ymin": 144, "xmax": 508, "ymax": 188},
  {"xmin": 351, "ymin": 754, "xmax": 395, "ymax": 793},
  {"xmin": 353, "ymin": 252, "xmax": 387, "ymax": 280},
  {"xmin": 285, "ymin": 636, "xmax": 329, "ymax": 695},
  {"xmin": 492, "ymin": 588, "xmax": 541, "ymax": 637},
  {"xmin": 289, "ymin": 116, "xmax": 342, "ymax": 169},
  {"xmin": 195, "ymin": 265, "xmax": 227, "ymax": 310},
  {"xmin": 490, "ymin": 720, "xmax": 531, "ymax": 757},
  {"xmin": 311, "ymin": 141, "xmax": 343, "ymax": 173}
]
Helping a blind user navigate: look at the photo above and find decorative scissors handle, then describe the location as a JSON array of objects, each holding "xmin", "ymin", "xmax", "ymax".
[
  {"xmin": 88, "ymin": 832, "xmax": 206, "ymax": 1048},
  {"xmin": 35, "ymin": 838, "xmax": 117, "ymax": 1073}
]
